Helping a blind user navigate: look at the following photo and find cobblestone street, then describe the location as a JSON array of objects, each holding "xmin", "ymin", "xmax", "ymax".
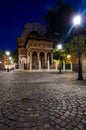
[{"xmin": 0, "ymin": 71, "xmax": 86, "ymax": 130}]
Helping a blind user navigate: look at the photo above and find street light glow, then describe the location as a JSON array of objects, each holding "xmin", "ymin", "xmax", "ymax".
[
  {"xmin": 67, "ymin": 54, "xmax": 71, "ymax": 59},
  {"xmin": 9, "ymin": 57, "xmax": 12, "ymax": 60},
  {"xmin": 73, "ymin": 15, "xmax": 82, "ymax": 26},
  {"xmin": 57, "ymin": 44, "xmax": 62, "ymax": 50},
  {"xmin": 5, "ymin": 51, "xmax": 10, "ymax": 56}
]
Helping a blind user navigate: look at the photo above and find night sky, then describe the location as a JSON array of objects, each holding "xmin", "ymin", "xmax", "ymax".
[{"xmin": 0, "ymin": 0, "xmax": 86, "ymax": 52}]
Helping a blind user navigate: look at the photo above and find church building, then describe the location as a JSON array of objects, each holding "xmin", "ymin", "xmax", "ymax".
[{"xmin": 17, "ymin": 23, "xmax": 54, "ymax": 70}]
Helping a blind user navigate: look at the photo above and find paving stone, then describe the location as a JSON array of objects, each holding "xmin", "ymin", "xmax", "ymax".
[
  {"xmin": 31, "ymin": 127, "xmax": 38, "ymax": 130},
  {"xmin": 50, "ymin": 127, "xmax": 56, "ymax": 130},
  {"xmin": 23, "ymin": 122, "xmax": 30, "ymax": 127},
  {"xmin": 55, "ymin": 124, "xmax": 61, "ymax": 129},
  {"xmin": 49, "ymin": 116, "xmax": 56, "ymax": 120},
  {"xmin": 0, "ymin": 71, "xmax": 86, "ymax": 129},
  {"xmin": 81, "ymin": 119, "xmax": 86, "ymax": 124},
  {"xmin": 60, "ymin": 121, "xmax": 66, "ymax": 127},
  {"xmin": 77, "ymin": 124, "xmax": 85, "ymax": 130},
  {"xmin": 60, "ymin": 128, "xmax": 67, "ymax": 130},
  {"xmin": 73, "ymin": 128, "xmax": 79, "ymax": 130},
  {"xmin": 38, "ymin": 126, "xmax": 44, "ymax": 130},
  {"xmin": 55, "ymin": 118, "xmax": 61, "ymax": 124},
  {"xmin": 44, "ymin": 123, "xmax": 50, "ymax": 129}
]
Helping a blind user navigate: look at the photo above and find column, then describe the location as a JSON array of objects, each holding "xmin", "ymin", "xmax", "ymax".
[
  {"xmin": 39, "ymin": 60, "xmax": 41, "ymax": 70},
  {"xmin": 48, "ymin": 56, "xmax": 50, "ymax": 70},
  {"xmin": 38, "ymin": 53, "xmax": 41, "ymax": 70},
  {"xmin": 30, "ymin": 53, "xmax": 32, "ymax": 70},
  {"xmin": 56, "ymin": 61, "xmax": 58, "ymax": 70},
  {"xmin": 63, "ymin": 61, "xmax": 65, "ymax": 71},
  {"xmin": 45, "ymin": 52, "xmax": 47, "ymax": 64},
  {"xmin": 27, "ymin": 55, "xmax": 30, "ymax": 64},
  {"xmin": 70, "ymin": 62, "xmax": 73, "ymax": 71},
  {"xmin": 51, "ymin": 53, "xmax": 53, "ymax": 64}
]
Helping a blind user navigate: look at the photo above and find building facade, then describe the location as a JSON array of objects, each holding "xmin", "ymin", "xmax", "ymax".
[
  {"xmin": 0, "ymin": 50, "xmax": 10, "ymax": 70},
  {"xmin": 17, "ymin": 23, "xmax": 86, "ymax": 72},
  {"xmin": 17, "ymin": 23, "xmax": 54, "ymax": 70}
]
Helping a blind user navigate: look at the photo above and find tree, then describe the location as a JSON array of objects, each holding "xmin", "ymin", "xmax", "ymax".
[
  {"xmin": 64, "ymin": 35, "xmax": 86, "ymax": 57},
  {"xmin": 53, "ymin": 47, "xmax": 66, "ymax": 73},
  {"xmin": 44, "ymin": 0, "xmax": 76, "ymax": 42},
  {"xmin": 11, "ymin": 51, "xmax": 18, "ymax": 63},
  {"xmin": 0, "ymin": 49, "xmax": 4, "ymax": 62}
]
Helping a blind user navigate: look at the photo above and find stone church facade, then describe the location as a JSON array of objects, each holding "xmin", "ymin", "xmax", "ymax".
[{"xmin": 17, "ymin": 23, "xmax": 54, "ymax": 70}]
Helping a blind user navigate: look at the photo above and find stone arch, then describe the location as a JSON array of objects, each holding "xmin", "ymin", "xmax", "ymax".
[
  {"xmin": 40, "ymin": 52, "xmax": 45, "ymax": 68},
  {"xmin": 20, "ymin": 57, "xmax": 27, "ymax": 69},
  {"xmin": 32, "ymin": 51, "xmax": 38, "ymax": 69},
  {"xmin": 47, "ymin": 52, "xmax": 51, "ymax": 65},
  {"xmin": 19, "ymin": 57, "xmax": 22, "ymax": 65},
  {"xmin": 21, "ymin": 57, "xmax": 26, "ymax": 65}
]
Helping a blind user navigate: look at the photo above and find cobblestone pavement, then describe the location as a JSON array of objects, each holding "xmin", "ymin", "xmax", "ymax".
[{"xmin": 0, "ymin": 71, "xmax": 86, "ymax": 130}]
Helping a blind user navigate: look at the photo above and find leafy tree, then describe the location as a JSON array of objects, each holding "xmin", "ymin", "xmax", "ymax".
[
  {"xmin": 53, "ymin": 47, "xmax": 66, "ymax": 73},
  {"xmin": 11, "ymin": 51, "xmax": 18, "ymax": 63},
  {"xmin": 64, "ymin": 35, "xmax": 86, "ymax": 57},
  {"xmin": 44, "ymin": 0, "xmax": 76, "ymax": 42},
  {"xmin": 53, "ymin": 47, "xmax": 66, "ymax": 60},
  {"xmin": 0, "ymin": 49, "xmax": 4, "ymax": 62}
]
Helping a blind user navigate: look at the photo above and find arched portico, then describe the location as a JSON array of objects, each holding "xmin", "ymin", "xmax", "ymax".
[
  {"xmin": 28, "ymin": 50, "xmax": 53, "ymax": 70},
  {"xmin": 21, "ymin": 57, "xmax": 27, "ymax": 69}
]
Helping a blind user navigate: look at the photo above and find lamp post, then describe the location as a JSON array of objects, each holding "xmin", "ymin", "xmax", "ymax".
[
  {"xmin": 5, "ymin": 50, "xmax": 10, "ymax": 72},
  {"xmin": 57, "ymin": 44, "xmax": 63, "ymax": 73},
  {"xmin": 73, "ymin": 15, "xmax": 83, "ymax": 80}
]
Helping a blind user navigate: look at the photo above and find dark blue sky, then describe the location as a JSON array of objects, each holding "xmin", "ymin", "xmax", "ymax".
[{"xmin": 0, "ymin": 0, "xmax": 86, "ymax": 52}]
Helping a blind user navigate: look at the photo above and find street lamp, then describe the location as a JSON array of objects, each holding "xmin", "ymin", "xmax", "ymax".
[
  {"xmin": 5, "ymin": 51, "xmax": 10, "ymax": 56},
  {"xmin": 9, "ymin": 56, "xmax": 12, "ymax": 60},
  {"xmin": 67, "ymin": 54, "xmax": 71, "ymax": 59},
  {"xmin": 5, "ymin": 50, "xmax": 11, "ymax": 72},
  {"xmin": 73, "ymin": 15, "xmax": 83, "ymax": 80},
  {"xmin": 57, "ymin": 44, "xmax": 62, "ymax": 50},
  {"xmin": 57, "ymin": 44, "xmax": 63, "ymax": 73}
]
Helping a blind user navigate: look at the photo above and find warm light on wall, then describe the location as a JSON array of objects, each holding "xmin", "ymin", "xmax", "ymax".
[
  {"xmin": 5, "ymin": 65, "xmax": 7, "ymax": 69},
  {"xmin": 67, "ymin": 55, "xmax": 71, "ymax": 59}
]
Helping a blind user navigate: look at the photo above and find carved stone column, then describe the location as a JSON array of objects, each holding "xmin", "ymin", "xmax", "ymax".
[
  {"xmin": 70, "ymin": 62, "xmax": 73, "ymax": 71},
  {"xmin": 63, "ymin": 61, "xmax": 65, "ymax": 71},
  {"xmin": 48, "ymin": 56, "xmax": 50, "ymax": 70},
  {"xmin": 27, "ymin": 54, "xmax": 30, "ymax": 64},
  {"xmin": 30, "ymin": 52, "xmax": 32, "ymax": 70},
  {"xmin": 38, "ymin": 52, "xmax": 41, "ymax": 70},
  {"xmin": 51, "ymin": 53, "xmax": 53, "ymax": 64},
  {"xmin": 56, "ymin": 62, "xmax": 58, "ymax": 70},
  {"xmin": 45, "ymin": 52, "xmax": 47, "ymax": 64}
]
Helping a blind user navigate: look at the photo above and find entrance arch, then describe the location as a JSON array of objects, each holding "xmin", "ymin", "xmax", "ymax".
[
  {"xmin": 47, "ymin": 52, "xmax": 51, "ymax": 65},
  {"xmin": 32, "ymin": 51, "xmax": 38, "ymax": 69},
  {"xmin": 40, "ymin": 52, "xmax": 45, "ymax": 69},
  {"xmin": 21, "ymin": 57, "xmax": 26, "ymax": 69}
]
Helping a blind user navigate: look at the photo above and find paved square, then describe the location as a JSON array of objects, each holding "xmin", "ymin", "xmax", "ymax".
[{"xmin": 0, "ymin": 71, "xmax": 86, "ymax": 130}]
